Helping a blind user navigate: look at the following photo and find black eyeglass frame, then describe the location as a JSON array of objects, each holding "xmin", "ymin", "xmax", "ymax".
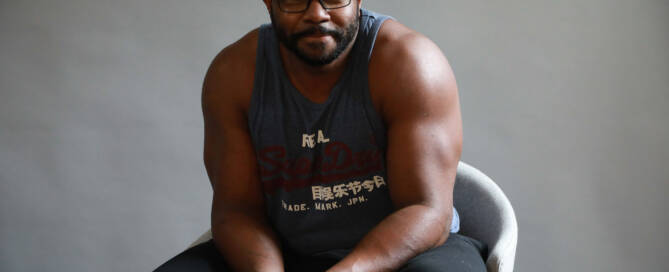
[{"xmin": 277, "ymin": 0, "xmax": 353, "ymax": 13}]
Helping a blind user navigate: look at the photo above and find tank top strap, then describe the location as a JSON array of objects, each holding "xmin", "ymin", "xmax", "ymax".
[
  {"xmin": 348, "ymin": 9, "xmax": 394, "ymax": 148},
  {"xmin": 247, "ymin": 24, "xmax": 271, "ymax": 138},
  {"xmin": 357, "ymin": 9, "xmax": 395, "ymax": 62}
]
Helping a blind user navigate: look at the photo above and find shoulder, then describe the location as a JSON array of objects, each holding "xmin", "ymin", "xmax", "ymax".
[
  {"xmin": 202, "ymin": 28, "xmax": 259, "ymax": 115},
  {"xmin": 371, "ymin": 19, "xmax": 438, "ymax": 59},
  {"xmin": 368, "ymin": 20, "xmax": 458, "ymax": 122}
]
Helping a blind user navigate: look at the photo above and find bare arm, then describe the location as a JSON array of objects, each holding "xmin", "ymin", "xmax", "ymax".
[
  {"xmin": 328, "ymin": 22, "xmax": 462, "ymax": 272},
  {"xmin": 202, "ymin": 31, "xmax": 284, "ymax": 272}
]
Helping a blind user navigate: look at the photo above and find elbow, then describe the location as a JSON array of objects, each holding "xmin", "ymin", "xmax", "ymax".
[
  {"xmin": 423, "ymin": 202, "xmax": 453, "ymax": 248},
  {"xmin": 409, "ymin": 203, "xmax": 452, "ymax": 248},
  {"xmin": 437, "ymin": 208, "xmax": 453, "ymax": 246}
]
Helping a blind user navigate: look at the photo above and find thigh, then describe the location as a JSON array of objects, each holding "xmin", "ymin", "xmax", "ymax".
[
  {"xmin": 154, "ymin": 240, "xmax": 231, "ymax": 272},
  {"xmin": 154, "ymin": 240, "xmax": 340, "ymax": 272},
  {"xmin": 397, "ymin": 233, "xmax": 488, "ymax": 272},
  {"xmin": 284, "ymin": 248, "xmax": 348, "ymax": 272}
]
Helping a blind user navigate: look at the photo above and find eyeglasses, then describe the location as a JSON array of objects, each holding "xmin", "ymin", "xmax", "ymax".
[{"xmin": 278, "ymin": 0, "xmax": 352, "ymax": 13}]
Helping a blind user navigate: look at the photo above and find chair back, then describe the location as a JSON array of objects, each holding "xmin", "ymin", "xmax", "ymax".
[{"xmin": 454, "ymin": 162, "xmax": 518, "ymax": 272}]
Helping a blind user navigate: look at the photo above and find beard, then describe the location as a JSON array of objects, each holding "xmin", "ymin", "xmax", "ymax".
[{"xmin": 271, "ymin": 8, "xmax": 360, "ymax": 66}]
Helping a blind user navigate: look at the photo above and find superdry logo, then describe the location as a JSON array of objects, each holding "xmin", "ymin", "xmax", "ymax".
[{"xmin": 258, "ymin": 141, "xmax": 384, "ymax": 194}]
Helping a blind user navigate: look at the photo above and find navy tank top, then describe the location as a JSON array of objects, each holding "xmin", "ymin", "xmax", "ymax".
[{"xmin": 248, "ymin": 9, "xmax": 459, "ymax": 256}]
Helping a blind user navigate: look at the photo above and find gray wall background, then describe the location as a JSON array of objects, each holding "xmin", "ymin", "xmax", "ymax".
[{"xmin": 1, "ymin": 0, "xmax": 667, "ymax": 271}]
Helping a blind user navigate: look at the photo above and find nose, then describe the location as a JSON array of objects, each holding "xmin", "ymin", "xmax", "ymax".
[{"xmin": 302, "ymin": 0, "xmax": 330, "ymax": 24}]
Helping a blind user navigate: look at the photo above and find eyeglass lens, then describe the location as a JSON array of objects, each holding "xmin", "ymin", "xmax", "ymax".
[{"xmin": 279, "ymin": 0, "xmax": 352, "ymax": 13}]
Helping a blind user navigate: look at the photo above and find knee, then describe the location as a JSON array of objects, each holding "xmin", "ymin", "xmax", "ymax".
[
  {"xmin": 398, "ymin": 234, "xmax": 487, "ymax": 272},
  {"xmin": 400, "ymin": 258, "xmax": 487, "ymax": 272},
  {"xmin": 398, "ymin": 260, "xmax": 444, "ymax": 272},
  {"xmin": 153, "ymin": 240, "xmax": 229, "ymax": 272}
]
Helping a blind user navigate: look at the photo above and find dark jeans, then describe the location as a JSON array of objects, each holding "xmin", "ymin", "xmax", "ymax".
[{"xmin": 155, "ymin": 233, "xmax": 488, "ymax": 272}]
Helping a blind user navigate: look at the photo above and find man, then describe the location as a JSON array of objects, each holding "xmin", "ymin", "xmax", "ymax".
[{"xmin": 157, "ymin": 0, "xmax": 487, "ymax": 271}]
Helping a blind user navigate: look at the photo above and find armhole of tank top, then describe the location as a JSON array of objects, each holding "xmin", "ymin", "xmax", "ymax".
[
  {"xmin": 362, "ymin": 15, "xmax": 394, "ymax": 147},
  {"xmin": 247, "ymin": 25, "xmax": 269, "ymax": 144}
]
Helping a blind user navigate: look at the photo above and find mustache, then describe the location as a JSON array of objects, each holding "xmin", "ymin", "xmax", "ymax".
[{"xmin": 292, "ymin": 26, "xmax": 343, "ymax": 40}]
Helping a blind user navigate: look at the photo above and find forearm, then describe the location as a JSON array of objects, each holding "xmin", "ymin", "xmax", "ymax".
[
  {"xmin": 212, "ymin": 212, "xmax": 284, "ymax": 272},
  {"xmin": 327, "ymin": 204, "xmax": 450, "ymax": 272}
]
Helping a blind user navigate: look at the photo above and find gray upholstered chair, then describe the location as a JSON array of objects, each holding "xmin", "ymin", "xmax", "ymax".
[{"xmin": 187, "ymin": 161, "xmax": 518, "ymax": 272}]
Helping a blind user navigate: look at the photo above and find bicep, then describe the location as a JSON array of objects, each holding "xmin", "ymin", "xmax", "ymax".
[
  {"xmin": 386, "ymin": 102, "xmax": 461, "ymax": 212},
  {"xmin": 203, "ymin": 115, "xmax": 264, "ymax": 213},
  {"xmin": 201, "ymin": 54, "xmax": 264, "ymax": 219},
  {"xmin": 380, "ymin": 34, "xmax": 462, "ymax": 211}
]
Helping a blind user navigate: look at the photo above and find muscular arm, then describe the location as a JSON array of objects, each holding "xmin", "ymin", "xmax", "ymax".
[
  {"xmin": 202, "ymin": 31, "xmax": 284, "ymax": 272},
  {"xmin": 328, "ymin": 21, "xmax": 462, "ymax": 272}
]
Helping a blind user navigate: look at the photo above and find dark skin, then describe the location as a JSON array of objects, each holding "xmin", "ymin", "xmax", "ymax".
[{"xmin": 202, "ymin": 1, "xmax": 462, "ymax": 271}]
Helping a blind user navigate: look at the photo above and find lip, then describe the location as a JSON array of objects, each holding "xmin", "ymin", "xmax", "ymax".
[
  {"xmin": 302, "ymin": 33, "xmax": 332, "ymax": 42},
  {"xmin": 305, "ymin": 33, "xmax": 329, "ymax": 38}
]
